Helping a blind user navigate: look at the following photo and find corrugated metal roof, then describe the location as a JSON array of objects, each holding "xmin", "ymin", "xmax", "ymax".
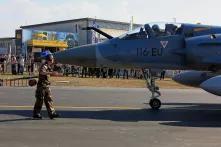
[{"xmin": 20, "ymin": 18, "xmax": 142, "ymax": 29}]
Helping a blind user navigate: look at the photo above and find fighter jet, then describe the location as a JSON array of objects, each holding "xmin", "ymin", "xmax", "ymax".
[{"xmin": 54, "ymin": 22, "xmax": 221, "ymax": 110}]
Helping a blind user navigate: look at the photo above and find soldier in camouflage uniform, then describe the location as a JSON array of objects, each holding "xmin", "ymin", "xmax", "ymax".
[{"xmin": 33, "ymin": 52, "xmax": 59, "ymax": 119}]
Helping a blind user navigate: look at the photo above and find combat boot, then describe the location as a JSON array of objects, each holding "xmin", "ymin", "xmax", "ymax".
[
  {"xmin": 33, "ymin": 113, "xmax": 42, "ymax": 119},
  {"xmin": 49, "ymin": 112, "xmax": 60, "ymax": 119}
]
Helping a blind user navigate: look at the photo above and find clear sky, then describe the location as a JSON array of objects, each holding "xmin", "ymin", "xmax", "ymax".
[{"xmin": 0, "ymin": 0, "xmax": 220, "ymax": 37}]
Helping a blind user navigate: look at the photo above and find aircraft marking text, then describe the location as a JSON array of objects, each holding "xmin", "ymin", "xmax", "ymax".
[{"xmin": 136, "ymin": 48, "xmax": 163, "ymax": 57}]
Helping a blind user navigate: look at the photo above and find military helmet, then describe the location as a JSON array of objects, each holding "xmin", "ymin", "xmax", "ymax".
[
  {"xmin": 41, "ymin": 51, "xmax": 54, "ymax": 61},
  {"xmin": 152, "ymin": 24, "xmax": 160, "ymax": 32}
]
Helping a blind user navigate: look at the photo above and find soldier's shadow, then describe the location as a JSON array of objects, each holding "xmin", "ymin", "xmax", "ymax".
[{"xmin": 1, "ymin": 102, "xmax": 221, "ymax": 127}]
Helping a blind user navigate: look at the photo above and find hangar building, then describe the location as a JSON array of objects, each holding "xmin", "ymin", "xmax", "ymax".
[{"xmin": 15, "ymin": 18, "xmax": 141, "ymax": 59}]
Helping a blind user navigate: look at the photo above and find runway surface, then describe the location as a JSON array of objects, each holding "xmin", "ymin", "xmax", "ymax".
[{"xmin": 1, "ymin": 87, "xmax": 221, "ymax": 147}]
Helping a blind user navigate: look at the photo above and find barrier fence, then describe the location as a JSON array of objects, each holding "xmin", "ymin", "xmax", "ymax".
[{"xmin": 0, "ymin": 76, "xmax": 38, "ymax": 87}]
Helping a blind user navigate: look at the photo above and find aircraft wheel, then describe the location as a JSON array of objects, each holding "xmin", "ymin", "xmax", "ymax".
[{"xmin": 149, "ymin": 98, "xmax": 161, "ymax": 110}]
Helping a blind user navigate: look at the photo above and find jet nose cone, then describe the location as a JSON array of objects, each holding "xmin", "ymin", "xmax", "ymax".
[{"xmin": 54, "ymin": 44, "xmax": 97, "ymax": 67}]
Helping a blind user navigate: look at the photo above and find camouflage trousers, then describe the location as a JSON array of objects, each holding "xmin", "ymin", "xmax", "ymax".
[{"xmin": 33, "ymin": 86, "xmax": 55, "ymax": 115}]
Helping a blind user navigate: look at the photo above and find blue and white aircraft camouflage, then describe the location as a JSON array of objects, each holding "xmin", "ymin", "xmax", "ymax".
[{"xmin": 54, "ymin": 22, "xmax": 221, "ymax": 110}]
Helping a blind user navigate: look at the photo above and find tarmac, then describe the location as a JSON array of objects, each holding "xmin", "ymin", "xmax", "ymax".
[{"xmin": 1, "ymin": 87, "xmax": 221, "ymax": 147}]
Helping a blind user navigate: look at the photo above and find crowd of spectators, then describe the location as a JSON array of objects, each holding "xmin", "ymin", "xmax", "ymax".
[
  {"xmin": 54, "ymin": 65, "xmax": 145, "ymax": 79},
  {"xmin": 0, "ymin": 55, "xmax": 34, "ymax": 75},
  {"xmin": 53, "ymin": 64, "xmax": 167, "ymax": 80},
  {"xmin": 0, "ymin": 54, "xmax": 167, "ymax": 80}
]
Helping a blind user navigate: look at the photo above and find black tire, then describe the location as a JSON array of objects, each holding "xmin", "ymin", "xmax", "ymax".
[{"xmin": 149, "ymin": 98, "xmax": 161, "ymax": 110}]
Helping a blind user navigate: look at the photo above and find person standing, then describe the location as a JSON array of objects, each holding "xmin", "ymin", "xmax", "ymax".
[
  {"xmin": 18, "ymin": 56, "xmax": 24, "ymax": 75},
  {"xmin": 115, "ymin": 69, "xmax": 120, "ymax": 79},
  {"xmin": 3, "ymin": 56, "xmax": 6, "ymax": 73},
  {"xmin": 11, "ymin": 55, "xmax": 17, "ymax": 75},
  {"xmin": 160, "ymin": 70, "xmax": 166, "ymax": 80},
  {"xmin": 0, "ymin": 55, "xmax": 6, "ymax": 74},
  {"xmin": 27, "ymin": 55, "xmax": 32, "ymax": 75},
  {"xmin": 33, "ymin": 51, "xmax": 59, "ymax": 119},
  {"xmin": 17, "ymin": 56, "xmax": 21, "ymax": 74}
]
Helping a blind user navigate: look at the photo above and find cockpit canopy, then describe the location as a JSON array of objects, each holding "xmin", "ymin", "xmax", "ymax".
[
  {"xmin": 119, "ymin": 22, "xmax": 182, "ymax": 40},
  {"xmin": 148, "ymin": 22, "xmax": 182, "ymax": 36},
  {"xmin": 119, "ymin": 22, "xmax": 221, "ymax": 40}
]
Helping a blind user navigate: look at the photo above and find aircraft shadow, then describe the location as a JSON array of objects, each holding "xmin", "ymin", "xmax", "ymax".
[{"xmin": 1, "ymin": 102, "xmax": 221, "ymax": 127}]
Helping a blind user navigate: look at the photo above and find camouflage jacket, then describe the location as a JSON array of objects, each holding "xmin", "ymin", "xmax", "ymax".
[{"xmin": 37, "ymin": 63, "xmax": 52, "ymax": 87}]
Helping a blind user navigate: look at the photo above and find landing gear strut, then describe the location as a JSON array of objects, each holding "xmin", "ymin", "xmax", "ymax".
[{"xmin": 142, "ymin": 69, "xmax": 161, "ymax": 110}]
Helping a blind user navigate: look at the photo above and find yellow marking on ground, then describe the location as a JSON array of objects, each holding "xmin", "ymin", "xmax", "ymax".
[
  {"xmin": 0, "ymin": 105, "xmax": 140, "ymax": 110},
  {"xmin": 0, "ymin": 105, "xmax": 218, "ymax": 111}
]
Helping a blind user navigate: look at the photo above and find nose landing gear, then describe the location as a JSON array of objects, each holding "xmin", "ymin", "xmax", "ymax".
[
  {"xmin": 142, "ymin": 69, "xmax": 162, "ymax": 110},
  {"xmin": 149, "ymin": 97, "xmax": 161, "ymax": 110}
]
